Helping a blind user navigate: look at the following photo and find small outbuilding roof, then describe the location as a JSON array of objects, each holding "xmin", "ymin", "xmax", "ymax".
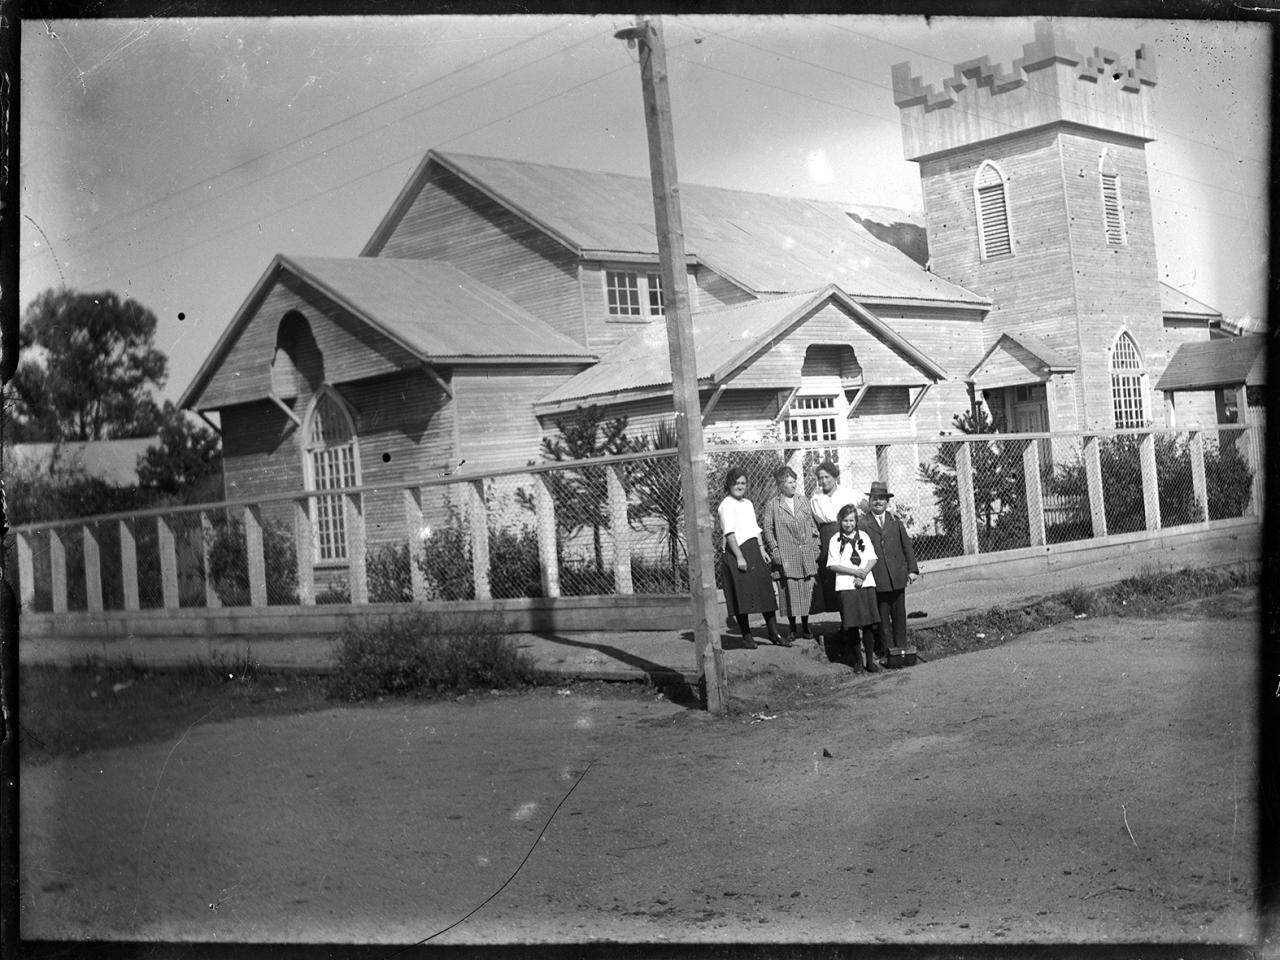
[
  {"xmin": 968, "ymin": 331, "xmax": 1075, "ymax": 390},
  {"xmin": 367, "ymin": 152, "xmax": 989, "ymax": 308},
  {"xmin": 1155, "ymin": 334, "xmax": 1267, "ymax": 392},
  {"xmin": 7, "ymin": 438, "xmax": 157, "ymax": 486},
  {"xmin": 535, "ymin": 285, "xmax": 949, "ymax": 412}
]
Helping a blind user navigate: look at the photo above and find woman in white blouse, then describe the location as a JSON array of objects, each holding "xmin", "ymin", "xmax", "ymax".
[
  {"xmin": 716, "ymin": 467, "xmax": 787, "ymax": 648},
  {"xmin": 808, "ymin": 459, "xmax": 857, "ymax": 616}
]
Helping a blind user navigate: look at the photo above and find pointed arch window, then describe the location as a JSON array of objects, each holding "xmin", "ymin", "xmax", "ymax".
[
  {"xmin": 974, "ymin": 161, "xmax": 1012, "ymax": 259},
  {"xmin": 1100, "ymin": 151, "xmax": 1125, "ymax": 245},
  {"xmin": 1110, "ymin": 333, "xmax": 1148, "ymax": 428},
  {"xmin": 303, "ymin": 387, "xmax": 359, "ymax": 563}
]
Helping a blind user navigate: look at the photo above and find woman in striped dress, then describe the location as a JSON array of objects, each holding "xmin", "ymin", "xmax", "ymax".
[
  {"xmin": 760, "ymin": 465, "xmax": 819, "ymax": 640},
  {"xmin": 716, "ymin": 467, "xmax": 787, "ymax": 648}
]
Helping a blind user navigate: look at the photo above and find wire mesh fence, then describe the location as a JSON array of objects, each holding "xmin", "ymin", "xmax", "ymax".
[{"xmin": 11, "ymin": 425, "xmax": 1263, "ymax": 614}]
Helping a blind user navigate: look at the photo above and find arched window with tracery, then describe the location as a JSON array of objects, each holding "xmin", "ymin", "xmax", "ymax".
[
  {"xmin": 974, "ymin": 160, "xmax": 1012, "ymax": 259},
  {"xmin": 303, "ymin": 386, "xmax": 359, "ymax": 562},
  {"xmin": 1110, "ymin": 332, "xmax": 1148, "ymax": 428}
]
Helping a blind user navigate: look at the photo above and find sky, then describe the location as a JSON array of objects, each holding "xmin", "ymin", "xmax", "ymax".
[{"xmin": 18, "ymin": 15, "xmax": 1271, "ymax": 407}]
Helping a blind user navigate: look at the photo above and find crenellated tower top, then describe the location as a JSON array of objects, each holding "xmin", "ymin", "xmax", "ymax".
[{"xmin": 891, "ymin": 20, "xmax": 1158, "ymax": 161}]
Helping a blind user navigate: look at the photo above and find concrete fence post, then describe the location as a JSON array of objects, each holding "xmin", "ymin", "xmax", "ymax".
[
  {"xmin": 1084, "ymin": 435, "xmax": 1108, "ymax": 539},
  {"xmin": 200, "ymin": 511, "xmax": 223, "ymax": 609},
  {"xmin": 535, "ymin": 474, "xmax": 561, "ymax": 598},
  {"xmin": 16, "ymin": 531, "xmax": 35, "ymax": 610},
  {"xmin": 954, "ymin": 440, "xmax": 979, "ymax": 555},
  {"xmin": 157, "ymin": 514, "xmax": 180, "ymax": 609},
  {"xmin": 49, "ymin": 527, "xmax": 68, "ymax": 614},
  {"xmin": 466, "ymin": 480, "xmax": 491, "ymax": 602},
  {"xmin": 1139, "ymin": 432, "xmax": 1161, "ymax": 532},
  {"xmin": 83, "ymin": 523, "xmax": 104, "ymax": 612},
  {"xmin": 120, "ymin": 519, "xmax": 140, "ymax": 611},
  {"xmin": 876, "ymin": 444, "xmax": 891, "ymax": 486},
  {"xmin": 244, "ymin": 505, "xmax": 268, "ymax": 608},
  {"xmin": 1188, "ymin": 431, "xmax": 1209, "ymax": 523},
  {"xmin": 608, "ymin": 464, "xmax": 634, "ymax": 595},
  {"xmin": 293, "ymin": 499, "xmax": 315, "ymax": 605},
  {"xmin": 1022, "ymin": 440, "xmax": 1046, "ymax": 547},
  {"xmin": 404, "ymin": 487, "xmax": 428, "ymax": 602},
  {"xmin": 344, "ymin": 492, "xmax": 368, "ymax": 604}
]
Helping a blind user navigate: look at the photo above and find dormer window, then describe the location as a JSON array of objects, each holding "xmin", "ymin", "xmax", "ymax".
[
  {"xmin": 605, "ymin": 269, "xmax": 664, "ymax": 320},
  {"xmin": 1100, "ymin": 151, "xmax": 1125, "ymax": 245},
  {"xmin": 974, "ymin": 160, "xmax": 1012, "ymax": 259}
]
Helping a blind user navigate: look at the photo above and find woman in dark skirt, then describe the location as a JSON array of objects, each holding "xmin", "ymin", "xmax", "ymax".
[
  {"xmin": 807, "ymin": 460, "xmax": 856, "ymax": 615},
  {"xmin": 716, "ymin": 467, "xmax": 787, "ymax": 648},
  {"xmin": 826, "ymin": 502, "xmax": 882, "ymax": 672}
]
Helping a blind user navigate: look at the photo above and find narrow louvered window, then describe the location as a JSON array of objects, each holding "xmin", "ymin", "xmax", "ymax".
[
  {"xmin": 975, "ymin": 162, "xmax": 1012, "ymax": 259},
  {"xmin": 1101, "ymin": 171, "xmax": 1125, "ymax": 245},
  {"xmin": 1110, "ymin": 333, "xmax": 1147, "ymax": 429}
]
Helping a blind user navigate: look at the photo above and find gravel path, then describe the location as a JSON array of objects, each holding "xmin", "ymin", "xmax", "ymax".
[{"xmin": 21, "ymin": 594, "xmax": 1258, "ymax": 945}]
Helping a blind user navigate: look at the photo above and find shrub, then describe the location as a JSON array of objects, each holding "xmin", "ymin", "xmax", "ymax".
[
  {"xmin": 416, "ymin": 515, "xmax": 475, "ymax": 601},
  {"xmin": 367, "ymin": 542, "xmax": 412, "ymax": 603},
  {"xmin": 1206, "ymin": 439, "xmax": 1254, "ymax": 519},
  {"xmin": 490, "ymin": 527, "xmax": 542, "ymax": 599},
  {"xmin": 205, "ymin": 515, "xmax": 298, "ymax": 606},
  {"xmin": 327, "ymin": 610, "xmax": 535, "ymax": 701}
]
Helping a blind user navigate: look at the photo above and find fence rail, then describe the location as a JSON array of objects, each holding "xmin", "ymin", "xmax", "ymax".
[{"xmin": 9, "ymin": 424, "xmax": 1264, "ymax": 616}]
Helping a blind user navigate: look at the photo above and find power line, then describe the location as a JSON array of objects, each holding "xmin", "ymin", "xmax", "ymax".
[{"xmin": 22, "ymin": 20, "xmax": 572, "ymax": 263}]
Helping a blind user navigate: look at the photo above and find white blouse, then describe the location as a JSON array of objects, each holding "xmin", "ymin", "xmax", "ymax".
[
  {"xmin": 810, "ymin": 486, "xmax": 857, "ymax": 524},
  {"xmin": 826, "ymin": 529, "xmax": 878, "ymax": 592},
  {"xmin": 717, "ymin": 496, "xmax": 762, "ymax": 548}
]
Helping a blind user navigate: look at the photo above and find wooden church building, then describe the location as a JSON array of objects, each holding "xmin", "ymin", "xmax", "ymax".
[{"xmin": 179, "ymin": 20, "xmax": 1241, "ymax": 552}]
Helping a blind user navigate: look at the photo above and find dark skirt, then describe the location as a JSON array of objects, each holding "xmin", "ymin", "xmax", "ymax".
[
  {"xmin": 721, "ymin": 538, "xmax": 778, "ymax": 616},
  {"xmin": 810, "ymin": 520, "xmax": 840, "ymax": 614},
  {"xmin": 838, "ymin": 586, "xmax": 880, "ymax": 628}
]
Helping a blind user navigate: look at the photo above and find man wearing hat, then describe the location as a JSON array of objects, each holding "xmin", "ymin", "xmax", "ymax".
[{"xmin": 861, "ymin": 480, "xmax": 921, "ymax": 661}]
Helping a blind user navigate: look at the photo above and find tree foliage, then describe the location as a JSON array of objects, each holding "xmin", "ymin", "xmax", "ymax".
[
  {"xmin": 137, "ymin": 401, "xmax": 223, "ymax": 501},
  {"xmin": 8, "ymin": 288, "xmax": 168, "ymax": 441}
]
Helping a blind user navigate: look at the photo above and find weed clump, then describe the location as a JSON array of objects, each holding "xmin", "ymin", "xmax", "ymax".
[{"xmin": 327, "ymin": 611, "xmax": 537, "ymax": 701}]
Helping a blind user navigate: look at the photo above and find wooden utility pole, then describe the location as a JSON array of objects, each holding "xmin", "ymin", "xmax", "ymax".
[{"xmin": 616, "ymin": 16, "xmax": 727, "ymax": 713}]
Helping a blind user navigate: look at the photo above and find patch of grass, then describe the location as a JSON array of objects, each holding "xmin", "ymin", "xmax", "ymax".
[
  {"xmin": 18, "ymin": 658, "xmax": 332, "ymax": 765},
  {"xmin": 914, "ymin": 563, "xmax": 1255, "ymax": 661},
  {"xmin": 327, "ymin": 610, "xmax": 538, "ymax": 702}
]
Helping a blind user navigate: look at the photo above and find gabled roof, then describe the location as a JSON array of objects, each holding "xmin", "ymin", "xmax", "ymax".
[
  {"xmin": 7, "ymin": 438, "xmax": 156, "ymax": 486},
  {"xmin": 1160, "ymin": 282, "xmax": 1223, "ymax": 321},
  {"xmin": 365, "ymin": 151, "xmax": 989, "ymax": 308},
  {"xmin": 180, "ymin": 255, "xmax": 594, "ymax": 409},
  {"xmin": 1155, "ymin": 334, "xmax": 1266, "ymax": 391},
  {"xmin": 535, "ymin": 285, "xmax": 949, "ymax": 412},
  {"xmin": 968, "ymin": 331, "xmax": 1075, "ymax": 389}
]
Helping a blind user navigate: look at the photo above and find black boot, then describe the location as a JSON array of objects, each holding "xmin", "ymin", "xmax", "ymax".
[{"xmin": 862, "ymin": 629, "xmax": 882, "ymax": 672}]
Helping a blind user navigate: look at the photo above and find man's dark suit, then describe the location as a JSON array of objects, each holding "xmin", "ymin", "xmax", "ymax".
[{"xmin": 861, "ymin": 511, "xmax": 919, "ymax": 655}]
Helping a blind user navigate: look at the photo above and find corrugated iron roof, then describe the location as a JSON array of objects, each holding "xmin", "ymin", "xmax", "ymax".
[
  {"xmin": 287, "ymin": 256, "xmax": 595, "ymax": 361},
  {"xmin": 1160, "ymin": 282, "xmax": 1222, "ymax": 319},
  {"xmin": 430, "ymin": 152, "xmax": 987, "ymax": 306},
  {"xmin": 1155, "ymin": 334, "xmax": 1266, "ymax": 391},
  {"xmin": 536, "ymin": 287, "xmax": 947, "ymax": 409}
]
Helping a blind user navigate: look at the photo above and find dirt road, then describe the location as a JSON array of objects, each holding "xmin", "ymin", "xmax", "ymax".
[{"xmin": 20, "ymin": 593, "xmax": 1258, "ymax": 945}]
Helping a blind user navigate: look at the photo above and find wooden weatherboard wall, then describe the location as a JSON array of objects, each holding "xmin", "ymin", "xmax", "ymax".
[
  {"xmin": 370, "ymin": 163, "xmax": 589, "ymax": 347},
  {"xmin": 196, "ymin": 270, "xmax": 420, "ymax": 411},
  {"xmin": 454, "ymin": 365, "xmax": 587, "ymax": 473}
]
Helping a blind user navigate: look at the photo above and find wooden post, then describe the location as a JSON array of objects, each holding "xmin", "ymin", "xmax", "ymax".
[
  {"xmin": 1084, "ymin": 435, "xmax": 1108, "ymax": 538},
  {"xmin": 120, "ymin": 519, "xmax": 140, "ymax": 611},
  {"xmin": 244, "ymin": 505, "xmax": 268, "ymax": 607},
  {"xmin": 466, "ymin": 480, "xmax": 491, "ymax": 601},
  {"xmin": 1188, "ymin": 431, "xmax": 1209, "ymax": 522},
  {"xmin": 1139, "ymin": 432, "xmax": 1161, "ymax": 531},
  {"xmin": 608, "ymin": 464, "xmax": 634, "ymax": 595},
  {"xmin": 534, "ymin": 474, "xmax": 561, "ymax": 598},
  {"xmin": 16, "ymin": 531, "xmax": 35, "ymax": 610},
  {"xmin": 876, "ymin": 444, "xmax": 892, "ymax": 485},
  {"xmin": 954, "ymin": 441, "xmax": 979, "ymax": 555},
  {"xmin": 1022, "ymin": 440, "xmax": 1046, "ymax": 547},
  {"xmin": 622, "ymin": 16, "xmax": 726, "ymax": 712},
  {"xmin": 345, "ymin": 492, "xmax": 368, "ymax": 604},
  {"xmin": 49, "ymin": 528, "xmax": 68, "ymax": 614},
  {"xmin": 83, "ymin": 524, "xmax": 104, "ymax": 612},
  {"xmin": 199, "ymin": 512, "xmax": 222, "ymax": 608},
  {"xmin": 157, "ymin": 515, "xmax": 180, "ymax": 609},
  {"xmin": 404, "ymin": 487, "xmax": 428, "ymax": 602},
  {"xmin": 1245, "ymin": 422, "xmax": 1265, "ymax": 519},
  {"xmin": 293, "ymin": 499, "xmax": 315, "ymax": 605}
]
